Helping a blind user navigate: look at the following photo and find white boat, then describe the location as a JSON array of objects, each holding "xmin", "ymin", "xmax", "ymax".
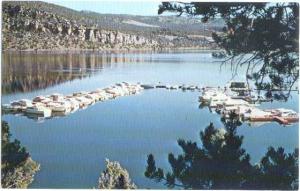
[
  {"xmin": 95, "ymin": 92, "xmax": 109, "ymax": 101},
  {"xmin": 106, "ymin": 87, "xmax": 125, "ymax": 97},
  {"xmin": 141, "ymin": 84, "xmax": 155, "ymax": 89},
  {"xmin": 33, "ymin": 95, "xmax": 47, "ymax": 102},
  {"xmin": 127, "ymin": 85, "xmax": 142, "ymax": 94},
  {"xmin": 46, "ymin": 101, "xmax": 72, "ymax": 113},
  {"xmin": 2, "ymin": 104, "xmax": 16, "ymax": 112},
  {"xmin": 75, "ymin": 96, "xmax": 93, "ymax": 108},
  {"xmin": 18, "ymin": 99, "xmax": 33, "ymax": 107},
  {"xmin": 209, "ymin": 93, "xmax": 229, "ymax": 108},
  {"xmin": 90, "ymin": 88, "xmax": 105, "ymax": 94},
  {"xmin": 25, "ymin": 104, "xmax": 52, "ymax": 117},
  {"xmin": 223, "ymin": 98, "xmax": 249, "ymax": 107},
  {"xmin": 65, "ymin": 98, "xmax": 80, "ymax": 112},
  {"xmin": 170, "ymin": 85, "xmax": 179, "ymax": 90},
  {"xmin": 40, "ymin": 97, "xmax": 53, "ymax": 104},
  {"xmin": 9, "ymin": 99, "xmax": 33, "ymax": 112},
  {"xmin": 268, "ymin": 108, "xmax": 299, "ymax": 123},
  {"xmin": 73, "ymin": 91, "xmax": 88, "ymax": 97},
  {"xmin": 122, "ymin": 81, "xmax": 130, "ymax": 86},
  {"xmin": 199, "ymin": 88, "xmax": 223, "ymax": 103},
  {"xmin": 221, "ymin": 105, "xmax": 253, "ymax": 119},
  {"xmin": 165, "ymin": 84, "xmax": 171, "ymax": 89},
  {"xmin": 187, "ymin": 85, "xmax": 196, "ymax": 90},
  {"xmin": 85, "ymin": 93, "xmax": 98, "ymax": 102},
  {"xmin": 243, "ymin": 107, "xmax": 273, "ymax": 121},
  {"xmin": 156, "ymin": 84, "xmax": 167, "ymax": 88}
]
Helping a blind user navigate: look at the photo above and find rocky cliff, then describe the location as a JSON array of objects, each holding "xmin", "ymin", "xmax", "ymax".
[{"xmin": 2, "ymin": 2, "xmax": 218, "ymax": 51}]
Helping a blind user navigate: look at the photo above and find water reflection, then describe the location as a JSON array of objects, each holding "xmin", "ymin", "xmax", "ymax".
[{"xmin": 2, "ymin": 52, "xmax": 152, "ymax": 94}]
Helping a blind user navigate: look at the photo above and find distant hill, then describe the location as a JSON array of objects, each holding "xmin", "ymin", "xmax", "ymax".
[{"xmin": 2, "ymin": 1, "xmax": 225, "ymax": 51}]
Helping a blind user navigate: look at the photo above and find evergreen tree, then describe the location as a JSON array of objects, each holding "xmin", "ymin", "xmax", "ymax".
[
  {"xmin": 98, "ymin": 159, "xmax": 136, "ymax": 189},
  {"xmin": 145, "ymin": 114, "xmax": 298, "ymax": 189},
  {"xmin": 1, "ymin": 121, "xmax": 29, "ymax": 171},
  {"xmin": 158, "ymin": 2, "xmax": 299, "ymax": 100}
]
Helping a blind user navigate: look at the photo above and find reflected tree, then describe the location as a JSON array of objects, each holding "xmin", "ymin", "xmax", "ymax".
[
  {"xmin": 158, "ymin": 2, "xmax": 299, "ymax": 101},
  {"xmin": 145, "ymin": 113, "xmax": 298, "ymax": 189}
]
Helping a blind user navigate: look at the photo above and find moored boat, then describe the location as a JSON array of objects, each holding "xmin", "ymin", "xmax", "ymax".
[
  {"xmin": 46, "ymin": 101, "xmax": 72, "ymax": 114},
  {"xmin": 141, "ymin": 84, "xmax": 155, "ymax": 89},
  {"xmin": 25, "ymin": 104, "xmax": 52, "ymax": 117}
]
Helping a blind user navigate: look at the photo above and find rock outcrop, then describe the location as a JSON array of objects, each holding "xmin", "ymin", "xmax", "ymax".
[
  {"xmin": 2, "ymin": 4, "xmax": 159, "ymax": 51},
  {"xmin": 2, "ymin": 2, "xmax": 217, "ymax": 51}
]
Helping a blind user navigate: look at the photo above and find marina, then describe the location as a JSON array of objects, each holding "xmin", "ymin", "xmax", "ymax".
[
  {"xmin": 2, "ymin": 81, "xmax": 298, "ymax": 125},
  {"xmin": 2, "ymin": 82, "xmax": 143, "ymax": 121},
  {"xmin": 198, "ymin": 82, "xmax": 299, "ymax": 125}
]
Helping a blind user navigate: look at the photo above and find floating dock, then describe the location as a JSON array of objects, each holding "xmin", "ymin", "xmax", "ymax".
[
  {"xmin": 2, "ymin": 81, "xmax": 298, "ymax": 125},
  {"xmin": 199, "ymin": 82, "xmax": 299, "ymax": 126}
]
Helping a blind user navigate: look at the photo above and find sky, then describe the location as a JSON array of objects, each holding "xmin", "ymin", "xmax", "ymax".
[{"xmin": 44, "ymin": 0, "xmax": 162, "ymax": 16}]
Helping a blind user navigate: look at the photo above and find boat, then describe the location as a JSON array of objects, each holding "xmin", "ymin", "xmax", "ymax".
[
  {"xmin": 46, "ymin": 101, "xmax": 72, "ymax": 114},
  {"xmin": 122, "ymin": 81, "xmax": 130, "ymax": 86},
  {"xmin": 65, "ymin": 98, "xmax": 80, "ymax": 112},
  {"xmin": 200, "ymin": 90, "xmax": 225, "ymax": 108},
  {"xmin": 243, "ymin": 107, "xmax": 273, "ymax": 122},
  {"xmin": 156, "ymin": 84, "xmax": 166, "ymax": 88},
  {"xmin": 73, "ymin": 91, "xmax": 88, "ymax": 97},
  {"xmin": 40, "ymin": 97, "xmax": 53, "ymax": 105},
  {"xmin": 141, "ymin": 84, "xmax": 155, "ymax": 89},
  {"xmin": 97, "ymin": 92, "xmax": 112, "ymax": 100},
  {"xmin": 119, "ymin": 87, "xmax": 130, "ymax": 96},
  {"xmin": 221, "ymin": 105, "xmax": 253, "ymax": 119},
  {"xmin": 5, "ymin": 99, "xmax": 34, "ymax": 112},
  {"xmin": 181, "ymin": 85, "xmax": 187, "ymax": 91},
  {"xmin": 170, "ymin": 85, "xmax": 179, "ymax": 90},
  {"xmin": 25, "ymin": 104, "xmax": 52, "ymax": 117},
  {"xmin": 2, "ymin": 104, "xmax": 16, "ymax": 112},
  {"xmin": 268, "ymin": 108, "xmax": 299, "ymax": 123},
  {"xmin": 90, "ymin": 88, "xmax": 106, "ymax": 94},
  {"xmin": 187, "ymin": 85, "xmax": 196, "ymax": 91},
  {"xmin": 33, "ymin": 95, "xmax": 49, "ymax": 103},
  {"xmin": 222, "ymin": 98, "xmax": 249, "ymax": 107},
  {"xmin": 85, "ymin": 93, "xmax": 98, "ymax": 102},
  {"xmin": 88, "ymin": 92, "xmax": 102, "ymax": 101},
  {"xmin": 199, "ymin": 88, "xmax": 221, "ymax": 103},
  {"xmin": 208, "ymin": 93, "xmax": 229, "ymax": 108},
  {"xmin": 75, "ymin": 96, "xmax": 93, "ymax": 108},
  {"xmin": 18, "ymin": 99, "xmax": 33, "ymax": 107}
]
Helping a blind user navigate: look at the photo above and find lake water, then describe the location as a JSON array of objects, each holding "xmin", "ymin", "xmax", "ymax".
[{"xmin": 1, "ymin": 50, "xmax": 299, "ymax": 189}]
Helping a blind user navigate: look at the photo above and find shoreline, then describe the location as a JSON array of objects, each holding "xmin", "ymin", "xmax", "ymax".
[{"xmin": 1, "ymin": 46, "xmax": 222, "ymax": 54}]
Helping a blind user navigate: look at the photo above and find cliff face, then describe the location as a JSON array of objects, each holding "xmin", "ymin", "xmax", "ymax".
[
  {"xmin": 2, "ymin": 2, "xmax": 218, "ymax": 51},
  {"xmin": 2, "ymin": 4, "xmax": 159, "ymax": 50}
]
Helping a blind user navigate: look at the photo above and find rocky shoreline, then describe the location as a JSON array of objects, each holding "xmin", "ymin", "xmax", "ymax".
[{"xmin": 2, "ymin": 46, "xmax": 220, "ymax": 53}]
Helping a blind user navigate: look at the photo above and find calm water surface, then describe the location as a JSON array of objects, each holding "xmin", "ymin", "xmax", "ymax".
[{"xmin": 1, "ymin": 51, "xmax": 299, "ymax": 188}]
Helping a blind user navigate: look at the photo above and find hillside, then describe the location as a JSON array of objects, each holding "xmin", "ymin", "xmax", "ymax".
[{"xmin": 2, "ymin": 1, "xmax": 224, "ymax": 51}]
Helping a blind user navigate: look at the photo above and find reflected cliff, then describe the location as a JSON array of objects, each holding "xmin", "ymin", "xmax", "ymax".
[{"xmin": 2, "ymin": 51, "xmax": 149, "ymax": 95}]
